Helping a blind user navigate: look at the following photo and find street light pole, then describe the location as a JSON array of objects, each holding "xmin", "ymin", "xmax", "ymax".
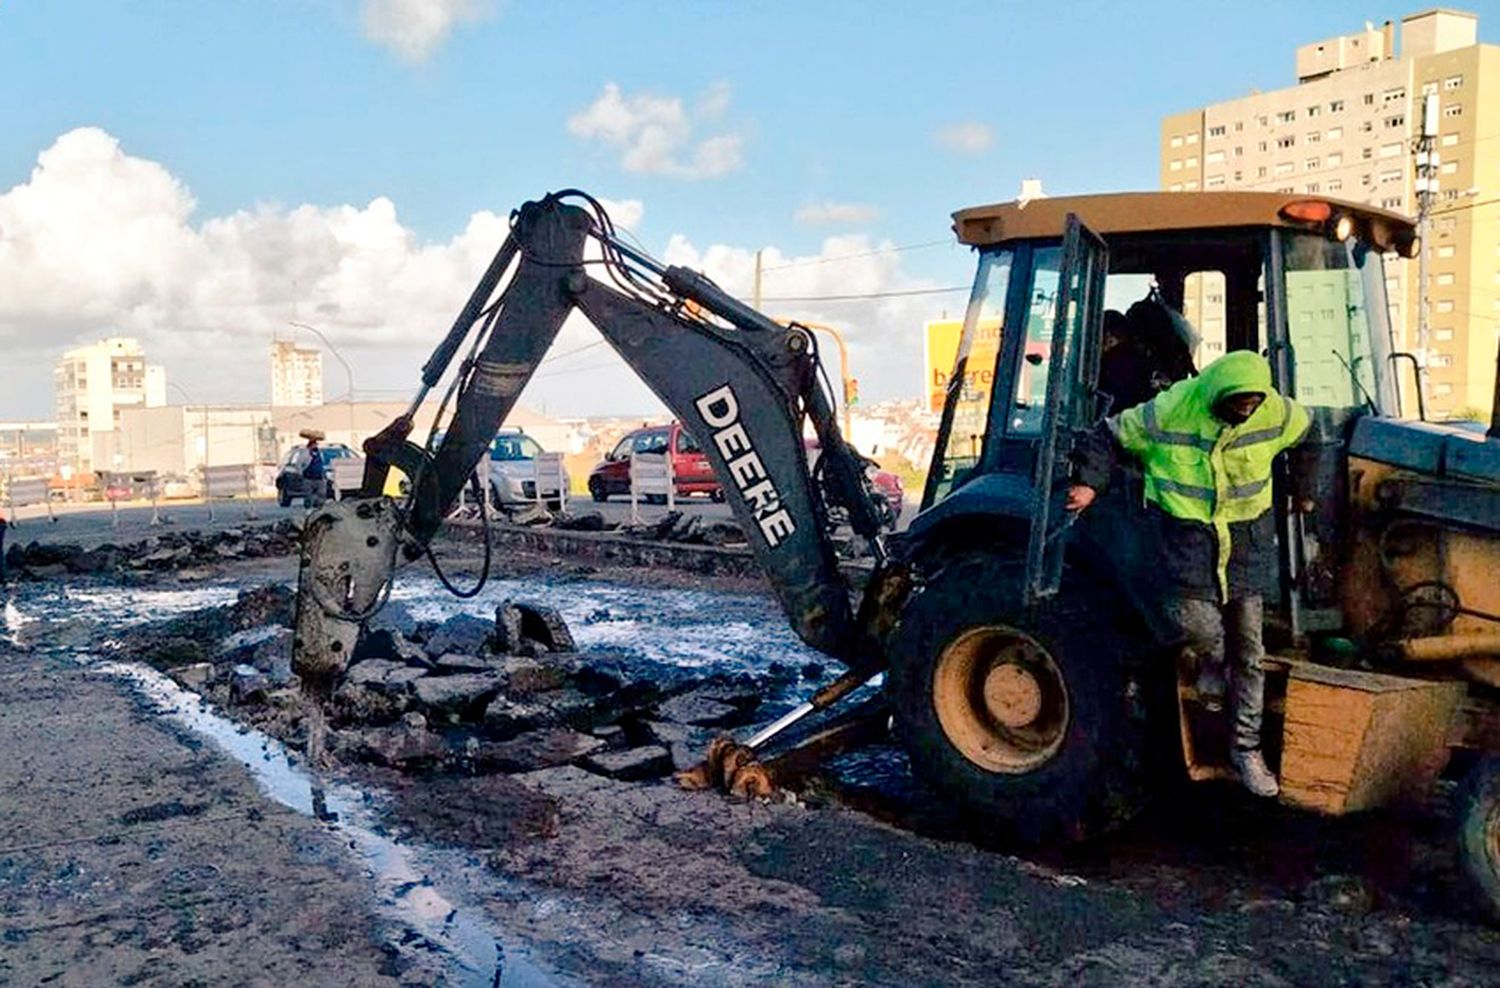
[{"xmin": 288, "ymin": 321, "xmax": 356, "ymax": 446}]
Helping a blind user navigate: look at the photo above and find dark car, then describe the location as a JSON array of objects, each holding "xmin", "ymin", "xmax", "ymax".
[
  {"xmin": 275, "ymin": 442, "xmax": 358, "ymax": 507},
  {"xmin": 587, "ymin": 423, "xmax": 723, "ymax": 503}
]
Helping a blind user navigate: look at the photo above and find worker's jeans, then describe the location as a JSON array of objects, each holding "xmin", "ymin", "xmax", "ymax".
[{"xmin": 1166, "ymin": 595, "xmax": 1266, "ymax": 751}]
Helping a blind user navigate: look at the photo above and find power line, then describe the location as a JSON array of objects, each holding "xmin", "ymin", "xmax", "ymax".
[
  {"xmin": 758, "ymin": 238, "xmax": 955, "ymax": 273},
  {"xmin": 754, "ymin": 285, "xmax": 970, "ymax": 303}
]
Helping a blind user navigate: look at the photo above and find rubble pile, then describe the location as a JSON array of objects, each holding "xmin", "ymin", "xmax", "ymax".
[
  {"xmin": 505, "ymin": 507, "xmax": 750, "ymax": 547},
  {"xmin": 119, "ymin": 587, "xmax": 790, "ymax": 791},
  {"xmin": 4, "ymin": 520, "xmax": 301, "ymax": 581}
]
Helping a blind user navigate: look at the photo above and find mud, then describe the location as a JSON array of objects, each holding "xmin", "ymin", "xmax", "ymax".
[{"xmin": 5, "ymin": 538, "xmax": 1500, "ymax": 985}]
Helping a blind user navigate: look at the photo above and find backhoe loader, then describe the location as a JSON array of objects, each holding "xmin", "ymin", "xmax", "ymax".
[{"xmin": 292, "ymin": 189, "xmax": 1500, "ymax": 920}]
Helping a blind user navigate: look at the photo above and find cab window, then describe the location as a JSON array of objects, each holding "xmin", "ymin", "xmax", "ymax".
[
  {"xmin": 1281, "ymin": 231, "xmax": 1391, "ymax": 411},
  {"xmin": 610, "ymin": 437, "xmax": 633, "ymax": 460},
  {"xmin": 676, "ymin": 429, "xmax": 701, "ymax": 454}
]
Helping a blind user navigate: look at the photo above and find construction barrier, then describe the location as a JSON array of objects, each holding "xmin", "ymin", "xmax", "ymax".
[
  {"xmin": 330, "ymin": 458, "xmax": 366, "ymax": 500},
  {"xmin": 4, "ymin": 477, "xmax": 54, "ymax": 526},
  {"xmin": 629, "ymin": 450, "xmax": 673, "ymax": 524},
  {"xmin": 97, "ymin": 470, "xmax": 163, "ymax": 528},
  {"xmin": 534, "ymin": 452, "xmax": 568, "ymax": 509},
  {"xmin": 200, "ymin": 464, "xmax": 259, "ymax": 522}
]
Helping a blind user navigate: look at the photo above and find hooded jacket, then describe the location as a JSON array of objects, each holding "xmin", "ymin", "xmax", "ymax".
[{"xmin": 1081, "ymin": 351, "xmax": 1310, "ymax": 601}]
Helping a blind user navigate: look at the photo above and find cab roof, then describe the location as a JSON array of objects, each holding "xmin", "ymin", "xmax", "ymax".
[{"xmin": 952, "ymin": 191, "xmax": 1415, "ymax": 253}]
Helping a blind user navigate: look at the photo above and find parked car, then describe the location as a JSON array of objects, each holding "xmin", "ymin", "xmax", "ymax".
[
  {"xmin": 587, "ymin": 423, "xmax": 723, "ymax": 503},
  {"xmin": 275, "ymin": 442, "xmax": 358, "ymax": 507},
  {"xmin": 487, "ymin": 429, "xmax": 570, "ymax": 509},
  {"xmin": 804, "ymin": 438, "xmax": 904, "ymax": 530}
]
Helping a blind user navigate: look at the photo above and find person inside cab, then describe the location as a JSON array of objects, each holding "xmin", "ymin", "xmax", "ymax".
[
  {"xmin": 1068, "ymin": 350, "xmax": 1312, "ymax": 798},
  {"xmin": 1096, "ymin": 295, "xmax": 1198, "ymax": 414}
]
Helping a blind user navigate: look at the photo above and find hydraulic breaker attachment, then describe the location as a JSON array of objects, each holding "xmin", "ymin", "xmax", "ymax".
[
  {"xmin": 675, "ymin": 666, "xmax": 882, "ymax": 797},
  {"xmin": 293, "ymin": 497, "xmax": 405, "ymax": 691}
]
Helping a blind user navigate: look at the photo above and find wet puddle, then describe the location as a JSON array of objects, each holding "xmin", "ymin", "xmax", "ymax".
[{"xmin": 92, "ymin": 660, "xmax": 565, "ymax": 987}]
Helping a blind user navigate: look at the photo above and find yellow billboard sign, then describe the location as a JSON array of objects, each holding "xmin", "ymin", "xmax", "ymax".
[{"xmin": 923, "ymin": 318, "xmax": 1001, "ymax": 414}]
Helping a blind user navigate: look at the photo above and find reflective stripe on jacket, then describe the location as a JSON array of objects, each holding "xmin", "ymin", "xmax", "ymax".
[{"xmin": 1108, "ymin": 351, "xmax": 1309, "ymax": 600}]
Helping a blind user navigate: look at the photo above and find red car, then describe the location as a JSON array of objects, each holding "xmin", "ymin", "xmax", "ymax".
[{"xmin": 588, "ymin": 423, "xmax": 724, "ymax": 502}]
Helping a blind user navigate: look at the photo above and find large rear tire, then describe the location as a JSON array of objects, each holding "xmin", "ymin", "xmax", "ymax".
[
  {"xmin": 1457, "ymin": 756, "xmax": 1500, "ymax": 925},
  {"xmin": 888, "ymin": 552, "xmax": 1153, "ymax": 843}
]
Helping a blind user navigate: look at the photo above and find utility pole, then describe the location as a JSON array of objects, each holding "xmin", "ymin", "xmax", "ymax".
[
  {"xmin": 752, "ymin": 249, "xmax": 764, "ymax": 311},
  {"xmin": 1412, "ymin": 91, "xmax": 1440, "ymax": 413}
]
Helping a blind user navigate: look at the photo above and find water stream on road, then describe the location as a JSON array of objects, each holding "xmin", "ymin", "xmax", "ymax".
[{"xmin": 4, "ymin": 573, "xmax": 835, "ymax": 986}]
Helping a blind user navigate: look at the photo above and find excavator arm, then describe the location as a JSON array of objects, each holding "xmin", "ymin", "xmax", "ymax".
[{"xmin": 293, "ymin": 192, "xmax": 886, "ymax": 687}]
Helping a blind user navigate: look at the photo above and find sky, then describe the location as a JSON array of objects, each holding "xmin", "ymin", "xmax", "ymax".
[{"xmin": 1, "ymin": 0, "xmax": 1487, "ymax": 420}]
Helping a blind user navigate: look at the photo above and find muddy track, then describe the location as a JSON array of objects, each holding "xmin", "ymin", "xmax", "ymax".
[{"xmin": 5, "ymin": 544, "xmax": 1500, "ymax": 985}]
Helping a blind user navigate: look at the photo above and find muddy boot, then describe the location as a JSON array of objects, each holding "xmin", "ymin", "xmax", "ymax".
[{"xmin": 1231, "ymin": 747, "xmax": 1279, "ymax": 798}]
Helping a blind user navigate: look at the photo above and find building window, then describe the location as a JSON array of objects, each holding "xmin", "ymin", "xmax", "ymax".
[
  {"xmin": 1233, "ymin": 170, "xmax": 1243, "ymax": 181},
  {"xmin": 1422, "ymin": 81, "xmax": 1439, "ymax": 96},
  {"xmin": 1441, "ymin": 133, "xmax": 1459, "ymax": 147},
  {"xmin": 1326, "ymin": 126, "xmax": 1343, "ymax": 140},
  {"xmin": 1444, "ymin": 75, "xmax": 1463, "ymax": 90},
  {"xmin": 1360, "ymin": 121, "xmax": 1374, "ymax": 133},
  {"xmin": 1363, "ymin": 93, "xmax": 1376, "ymax": 106},
  {"xmin": 1305, "ymin": 157, "xmax": 1320, "ymax": 170},
  {"xmin": 1327, "ymin": 152, "xmax": 1343, "ymax": 166},
  {"xmin": 1170, "ymin": 183, "xmax": 1183, "ymax": 192},
  {"xmin": 1277, "ymin": 186, "xmax": 1295, "ymax": 194},
  {"xmin": 1186, "ymin": 133, "xmax": 1199, "ymax": 144},
  {"xmin": 1308, "ymin": 131, "xmax": 1321, "ymax": 144},
  {"xmin": 1382, "ymin": 88, "xmax": 1406, "ymax": 104},
  {"xmin": 1434, "ymin": 383, "xmax": 1453, "ymax": 396},
  {"xmin": 1170, "ymin": 136, "xmax": 1183, "ymax": 148},
  {"xmin": 1441, "ymin": 161, "xmax": 1458, "ymax": 175},
  {"xmin": 1379, "ymin": 169, "xmax": 1402, "ymax": 184},
  {"xmin": 1233, "ymin": 146, "xmax": 1243, "ymax": 157},
  {"xmin": 1235, "ymin": 121, "xmax": 1244, "ymax": 132},
  {"xmin": 1170, "ymin": 160, "xmax": 1182, "ymax": 171},
  {"xmin": 1327, "ymin": 178, "xmax": 1343, "ymax": 192},
  {"xmin": 1435, "ymin": 328, "xmax": 1454, "ymax": 340},
  {"xmin": 1277, "ymin": 110, "xmax": 1296, "ymax": 124},
  {"xmin": 1277, "ymin": 136, "xmax": 1295, "ymax": 149},
  {"xmin": 1436, "ymin": 273, "xmax": 1455, "ymax": 286},
  {"xmin": 1305, "ymin": 183, "xmax": 1320, "ymax": 193},
  {"xmin": 1436, "ymin": 297, "xmax": 1455, "ymax": 310},
  {"xmin": 1385, "ymin": 115, "xmax": 1405, "ymax": 128},
  {"xmin": 1431, "ymin": 354, "xmax": 1453, "ymax": 367},
  {"xmin": 1185, "ymin": 156, "xmax": 1198, "ymax": 168},
  {"xmin": 1275, "ymin": 161, "xmax": 1294, "ymax": 176},
  {"xmin": 1184, "ymin": 181, "xmax": 1199, "ymax": 190},
  {"xmin": 1381, "ymin": 142, "xmax": 1404, "ymax": 158},
  {"xmin": 1307, "ymin": 105, "xmax": 1320, "ymax": 117},
  {"xmin": 1437, "ymin": 245, "xmax": 1456, "ymax": 259},
  {"xmin": 1381, "ymin": 196, "xmax": 1402, "ymax": 209},
  {"xmin": 1329, "ymin": 99, "xmax": 1345, "ymax": 112},
  {"xmin": 1257, "ymin": 166, "xmax": 1268, "ymax": 177},
  {"xmin": 1206, "ymin": 149, "xmax": 1225, "ymax": 164},
  {"xmin": 1443, "ymin": 104, "xmax": 1462, "ymax": 118},
  {"xmin": 1208, "ymin": 125, "xmax": 1226, "ymax": 138},
  {"xmin": 1257, "ymin": 114, "xmax": 1269, "ymax": 127},
  {"xmin": 1206, "ymin": 175, "xmax": 1226, "ymax": 188}
]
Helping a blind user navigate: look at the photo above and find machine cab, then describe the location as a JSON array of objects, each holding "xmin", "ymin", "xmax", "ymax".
[{"xmin": 917, "ymin": 192, "xmax": 1417, "ymax": 617}]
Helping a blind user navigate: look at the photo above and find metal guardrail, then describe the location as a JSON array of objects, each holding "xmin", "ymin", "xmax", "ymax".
[
  {"xmin": 96, "ymin": 470, "xmax": 164, "ymax": 527},
  {"xmin": 629, "ymin": 451, "xmax": 673, "ymax": 524},
  {"xmin": 200, "ymin": 464, "xmax": 259, "ymax": 522},
  {"xmin": 534, "ymin": 452, "xmax": 568, "ymax": 509},
  {"xmin": 330, "ymin": 458, "xmax": 366, "ymax": 499},
  {"xmin": 4, "ymin": 476, "xmax": 54, "ymax": 526}
]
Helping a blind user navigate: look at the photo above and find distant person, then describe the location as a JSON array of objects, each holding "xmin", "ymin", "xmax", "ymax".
[{"xmin": 302, "ymin": 438, "xmax": 327, "ymax": 509}]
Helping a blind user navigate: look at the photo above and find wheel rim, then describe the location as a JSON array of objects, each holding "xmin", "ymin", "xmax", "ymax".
[{"xmin": 931, "ymin": 625, "xmax": 1069, "ymax": 774}]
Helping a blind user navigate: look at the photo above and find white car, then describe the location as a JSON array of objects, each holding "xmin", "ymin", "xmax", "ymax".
[{"xmin": 487, "ymin": 431, "xmax": 570, "ymax": 509}]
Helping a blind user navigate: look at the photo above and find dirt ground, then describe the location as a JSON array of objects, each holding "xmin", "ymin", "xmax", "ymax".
[{"xmin": 6, "ymin": 538, "xmax": 1500, "ymax": 986}]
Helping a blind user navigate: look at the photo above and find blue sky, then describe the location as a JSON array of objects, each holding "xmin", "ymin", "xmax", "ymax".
[{"xmin": 0, "ymin": 1, "xmax": 1487, "ymax": 418}]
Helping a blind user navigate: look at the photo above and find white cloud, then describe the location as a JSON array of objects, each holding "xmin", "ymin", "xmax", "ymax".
[
  {"xmin": 933, "ymin": 121, "xmax": 994, "ymax": 155},
  {"xmin": 0, "ymin": 128, "xmax": 955, "ymax": 420},
  {"xmin": 567, "ymin": 82, "xmax": 746, "ymax": 180},
  {"xmin": 360, "ymin": 0, "xmax": 494, "ymax": 63},
  {"xmin": 794, "ymin": 201, "xmax": 881, "ymax": 227}
]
